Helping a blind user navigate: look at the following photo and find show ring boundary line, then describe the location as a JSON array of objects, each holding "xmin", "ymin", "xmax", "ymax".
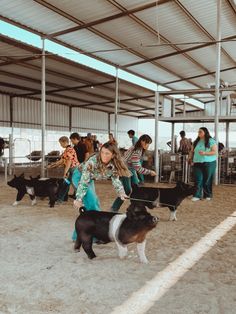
[{"xmin": 111, "ymin": 211, "xmax": 236, "ymax": 314}]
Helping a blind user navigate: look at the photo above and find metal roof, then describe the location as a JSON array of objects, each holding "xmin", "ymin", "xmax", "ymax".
[
  {"xmin": 0, "ymin": 34, "xmax": 158, "ymax": 117},
  {"xmin": 0, "ymin": 34, "xmax": 203, "ymax": 118},
  {"xmin": 0, "ymin": 0, "xmax": 236, "ymax": 113}
]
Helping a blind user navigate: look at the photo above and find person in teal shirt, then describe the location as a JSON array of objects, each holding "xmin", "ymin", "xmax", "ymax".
[
  {"xmin": 188, "ymin": 127, "xmax": 217, "ymax": 201},
  {"xmin": 127, "ymin": 129, "xmax": 138, "ymax": 146}
]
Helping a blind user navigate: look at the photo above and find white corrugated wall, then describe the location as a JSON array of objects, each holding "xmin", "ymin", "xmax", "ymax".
[
  {"xmin": 46, "ymin": 102, "xmax": 69, "ymax": 131},
  {"xmin": 72, "ymin": 107, "xmax": 108, "ymax": 133},
  {"xmin": 13, "ymin": 97, "xmax": 41, "ymax": 129},
  {"xmin": 205, "ymin": 99, "xmax": 228, "ymax": 116},
  {"xmin": 13, "ymin": 97, "xmax": 70, "ymax": 130},
  {"xmin": 0, "ymin": 94, "xmax": 10, "ymax": 127}
]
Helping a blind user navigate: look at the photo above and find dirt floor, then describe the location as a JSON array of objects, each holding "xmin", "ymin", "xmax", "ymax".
[{"xmin": 0, "ymin": 176, "xmax": 236, "ymax": 314}]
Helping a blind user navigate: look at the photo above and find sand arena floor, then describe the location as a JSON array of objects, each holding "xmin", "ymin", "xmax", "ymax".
[{"xmin": 0, "ymin": 176, "xmax": 236, "ymax": 314}]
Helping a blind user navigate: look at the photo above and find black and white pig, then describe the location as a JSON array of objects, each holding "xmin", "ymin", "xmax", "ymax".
[
  {"xmin": 7, "ymin": 174, "xmax": 63, "ymax": 207},
  {"xmin": 130, "ymin": 181, "xmax": 196, "ymax": 221},
  {"xmin": 74, "ymin": 204, "xmax": 159, "ymax": 263}
]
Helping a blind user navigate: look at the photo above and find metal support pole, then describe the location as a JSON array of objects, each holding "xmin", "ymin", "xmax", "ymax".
[
  {"xmin": 69, "ymin": 106, "xmax": 72, "ymax": 132},
  {"xmin": 225, "ymin": 122, "xmax": 229, "ymax": 150},
  {"xmin": 214, "ymin": 0, "xmax": 221, "ymax": 185},
  {"xmin": 226, "ymin": 94, "xmax": 231, "ymax": 116},
  {"xmin": 10, "ymin": 96, "xmax": 13, "ymax": 128},
  {"xmin": 4, "ymin": 158, "xmax": 8, "ymax": 183},
  {"xmin": 154, "ymin": 91, "xmax": 159, "ymax": 183},
  {"xmin": 183, "ymin": 99, "xmax": 186, "ymax": 131},
  {"xmin": 172, "ymin": 98, "xmax": 175, "ymax": 117},
  {"xmin": 114, "ymin": 68, "xmax": 119, "ymax": 140},
  {"xmin": 9, "ymin": 96, "xmax": 14, "ymax": 175},
  {"xmin": 9, "ymin": 133, "xmax": 13, "ymax": 176},
  {"xmin": 41, "ymin": 38, "xmax": 46, "ymax": 178},
  {"xmin": 171, "ymin": 122, "xmax": 175, "ymax": 153},
  {"xmin": 220, "ymin": 91, "xmax": 223, "ymax": 115},
  {"xmin": 108, "ymin": 113, "xmax": 111, "ymax": 135}
]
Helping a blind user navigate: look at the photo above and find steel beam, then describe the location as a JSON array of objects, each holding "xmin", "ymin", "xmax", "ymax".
[{"xmin": 41, "ymin": 38, "xmax": 46, "ymax": 178}]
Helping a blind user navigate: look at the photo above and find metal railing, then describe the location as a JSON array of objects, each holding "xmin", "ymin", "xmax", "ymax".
[{"xmin": 1, "ymin": 155, "xmax": 63, "ymax": 183}]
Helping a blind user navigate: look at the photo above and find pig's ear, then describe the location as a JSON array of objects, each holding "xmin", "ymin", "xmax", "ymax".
[{"xmin": 20, "ymin": 173, "xmax": 24, "ymax": 178}]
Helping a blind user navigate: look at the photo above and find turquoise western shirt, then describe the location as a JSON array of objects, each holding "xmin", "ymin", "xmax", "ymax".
[{"xmin": 193, "ymin": 138, "xmax": 217, "ymax": 163}]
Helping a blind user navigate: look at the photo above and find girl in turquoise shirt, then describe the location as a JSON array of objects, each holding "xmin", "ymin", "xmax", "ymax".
[{"xmin": 188, "ymin": 127, "xmax": 217, "ymax": 201}]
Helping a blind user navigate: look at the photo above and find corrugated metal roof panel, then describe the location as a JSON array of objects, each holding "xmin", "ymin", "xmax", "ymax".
[
  {"xmin": 0, "ymin": 0, "xmax": 77, "ymax": 34},
  {"xmin": 222, "ymin": 42, "xmax": 236, "ymax": 62},
  {"xmin": 220, "ymin": 69, "xmax": 236, "ymax": 85},
  {"xmin": 166, "ymin": 81, "xmax": 200, "ymax": 90},
  {"xmin": 0, "ymin": 41, "xmax": 31, "ymax": 57},
  {"xmin": 48, "ymin": 0, "xmax": 119, "ymax": 24},
  {"xmin": 187, "ymin": 75, "xmax": 217, "ymax": 89},
  {"xmin": 28, "ymin": 58, "xmax": 112, "ymax": 84},
  {"xmin": 187, "ymin": 46, "xmax": 235, "ymax": 72},
  {"xmin": 0, "ymin": 74, "xmax": 41, "ymax": 91},
  {"xmin": 79, "ymin": 86, "xmax": 116, "ymax": 99},
  {"xmin": 57, "ymin": 29, "xmax": 121, "ymax": 53},
  {"xmin": 55, "ymin": 90, "xmax": 105, "ymax": 103},
  {"xmin": 57, "ymin": 29, "xmax": 143, "ymax": 65},
  {"xmin": 45, "ymin": 95, "xmax": 84, "ymax": 106},
  {"xmin": 2, "ymin": 63, "xmax": 85, "ymax": 88},
  {"xmin": 129, "ymin": 63, "xmax": 180, "ymax": 83},
  {"xmin": 179, "ymin": 0, "xmax": 236, "ymax": 39},
  {"xmin": 95, "ymin": 16, "xmax": 175, "ymax": 57},
  {"xmin": 0, "ymin": 86, "xmax": 25, "ymax": 95},
  {"xmin": 95, "ymin": 50, "xmax": 143, "ymax": 66},
  {"xmin": 136, "ymin": 1, "xmax": 210, "ymax": 44},
  {"xmin": 115, "ymin": 0, "xmax": 156, "ymax": 10},
  {"xmin": 158, "ymin": 55, "xmax": 204, "ymax": 78}
]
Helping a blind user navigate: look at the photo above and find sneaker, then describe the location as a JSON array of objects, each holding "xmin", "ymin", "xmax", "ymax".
[
  {"xmin": 205, "ymin": 197, "xmax": 211, "ymax": 201},
  {"xmin": 191, "ymin": 197, "xmax": 200, "ymax": 202}
]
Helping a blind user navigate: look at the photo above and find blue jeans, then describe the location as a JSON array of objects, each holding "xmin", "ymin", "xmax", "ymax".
[
  {"xmin": 193, "ymin": 161, "xmax": 216, "ymax": 199},
  {"xmin": 72, "ymin": 170, "xmax": 101, "ymax": 241}
]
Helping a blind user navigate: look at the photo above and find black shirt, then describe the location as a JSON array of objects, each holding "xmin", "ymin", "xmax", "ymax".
[
  {"xmin": 93, "ymin": 140, "xmax": 100, "ymax": 152},
  {"xmin": 74, "ymin": 142, "xmax": 88, "ymax": 163}
]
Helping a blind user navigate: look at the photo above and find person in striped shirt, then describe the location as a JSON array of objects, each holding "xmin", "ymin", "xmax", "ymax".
[{"xmin": 110, "ymin": 134, "xmax": 156, "ymax": 212}]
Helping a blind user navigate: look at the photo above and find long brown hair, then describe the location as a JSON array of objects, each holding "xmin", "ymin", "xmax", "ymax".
[
  {"xmin": 134, "ymin": 134, "xmax": 152, "ymax": 155},
  {"xmin": 193, "ymin": 127, "xmax": 212, "ymax": 149},
  {"xmin": 97, "ymin": 142, "xmax": 130, "ymax": 177}
]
